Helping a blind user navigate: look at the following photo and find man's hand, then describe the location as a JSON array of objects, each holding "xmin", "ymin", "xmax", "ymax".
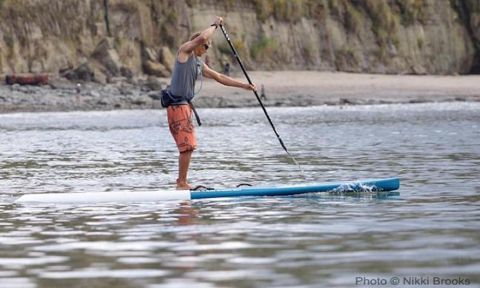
[
  {"xmin": 213, "ymin": 16, "xmax": 223, "ymax": 27},
  {"xmin": 243, "ymin": 83, "xmax": 257, "ymax": 91}
]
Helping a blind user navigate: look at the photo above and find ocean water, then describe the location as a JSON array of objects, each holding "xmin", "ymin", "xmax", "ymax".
[{"xmin": 0, "ymin": 102, "xmax": 479, "ymax": 287}]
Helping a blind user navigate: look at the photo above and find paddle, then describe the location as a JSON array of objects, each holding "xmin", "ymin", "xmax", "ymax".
[{"xmin": 219, "ymin": 24, "xmax": 304, "ymax": 174}]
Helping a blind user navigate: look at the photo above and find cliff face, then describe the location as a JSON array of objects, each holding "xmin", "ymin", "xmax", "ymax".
[{"xmin": 0, "ymin": 0, "xmax": 479, "ymax": 80}]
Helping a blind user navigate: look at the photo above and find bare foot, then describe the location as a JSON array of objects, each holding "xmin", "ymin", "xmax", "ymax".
[{"xmin": 176, "ymin": 179, "xmax": 192, "ymax": 190}]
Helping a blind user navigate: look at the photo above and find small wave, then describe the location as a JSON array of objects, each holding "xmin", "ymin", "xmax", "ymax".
[{"xmin": 331, "ymin": 182, "xmax": 380, "ymax": 194}]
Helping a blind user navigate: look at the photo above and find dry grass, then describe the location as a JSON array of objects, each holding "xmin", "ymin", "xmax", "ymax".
[
  {"xmin": 397, "ymin": 0, "xmax": 425, "ymax": 25},
  {"xmin": 250, "ymin": 34, "xmax": 277, "ymax": 61},
  {"xmin": 249, "ymin": 0, "xmax": 327, "ymax": 22}
]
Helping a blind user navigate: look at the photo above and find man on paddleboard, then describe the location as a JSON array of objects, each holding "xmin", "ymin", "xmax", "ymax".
[{"xmin": 166, "ymin": 16, "xmax": 256, "ymax": 190}]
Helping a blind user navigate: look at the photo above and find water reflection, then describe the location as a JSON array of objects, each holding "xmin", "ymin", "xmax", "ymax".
[
  {"xmin": 0, "ymin": 103, "xmax": 479, "ymax": 287},
  {"xmin": 174, "ymin": 202, "xmax": 199, "ymax": 226}
]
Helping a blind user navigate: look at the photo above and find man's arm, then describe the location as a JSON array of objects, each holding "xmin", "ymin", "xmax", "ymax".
[
  {"xmin": 177, "ymin": 17, "xmax": 223, "ymax": 62},
  {"xmin": 202, "ymin": 63, "xmax": 256, "ymax": 91}
]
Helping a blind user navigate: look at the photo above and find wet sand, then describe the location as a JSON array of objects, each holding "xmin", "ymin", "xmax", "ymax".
[
  {"xmin": 195, "ymin": 71, "xmax": 480, "ymax": 107},
  {"xmin": 1, "ymin": 71, "xmax": 479, "ymax": 113}
]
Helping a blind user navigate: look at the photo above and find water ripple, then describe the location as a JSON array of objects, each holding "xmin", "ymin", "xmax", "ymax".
[{"xmin": 0, "ymin": 103, "xmax": 479, "ymax": 287}]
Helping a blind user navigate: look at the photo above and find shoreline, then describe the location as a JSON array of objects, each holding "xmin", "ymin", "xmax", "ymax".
[{"xmin": 1, "ymin": 71, "xmax": 479, "ymax": 113}]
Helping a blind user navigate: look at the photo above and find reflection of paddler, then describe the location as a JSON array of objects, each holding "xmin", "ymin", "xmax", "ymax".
[{"xmin": 175, "ymin": 202, "xmax": 198, "ymax": 225}]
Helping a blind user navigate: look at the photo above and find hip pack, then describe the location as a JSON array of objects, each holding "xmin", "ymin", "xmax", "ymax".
[
  {"xmin": 161, "ymin": 89, "xmax": 202, "ymax": 126},
  {"xmin": 161, "ymin": 89, "xmax": 186, "ymax": 108}
]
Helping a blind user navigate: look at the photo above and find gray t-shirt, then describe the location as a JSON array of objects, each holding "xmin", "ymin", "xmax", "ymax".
[{"xmin": 169, "ymin": 54, "xmax": 202, "ymax": 104}]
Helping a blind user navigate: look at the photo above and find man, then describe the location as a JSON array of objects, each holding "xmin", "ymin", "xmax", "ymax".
[{"xmin": 167, "ymin": 16, "xmax": 256, "ymax": 190}]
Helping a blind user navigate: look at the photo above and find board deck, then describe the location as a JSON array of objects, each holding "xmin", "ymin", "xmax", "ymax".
[{"xmin": 15, "ymin": 178, "xmax": 399, "ymax": 204}]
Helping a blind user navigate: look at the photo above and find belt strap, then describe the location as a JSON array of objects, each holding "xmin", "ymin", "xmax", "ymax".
[{"xmin": 188, "ymin": 101, "xmax": 201, "ymax": 126}]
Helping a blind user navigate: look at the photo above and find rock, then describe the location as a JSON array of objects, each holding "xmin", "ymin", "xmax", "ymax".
[
  {"xmin": 142, "ymin": 47, "xmax": 158, "ymax": 62},
  {"xmin": 0, "ymin": 0, "xmax": 478, "ymax": 76},
  {"xmin": 88, "ymin": 90, "xmax": 101, "ymax": 98},
  {"xmin": 339, "ymin": 98, "xmax": 354, "ymax": 105},
  {"xmin": 118, "ymin": 86, "xmax": 133, "ymax": 96},
  {"xmin": 96, "ymin": 99, "xmax": 108, "ymax": 105},
  {"xmin": 130, "ymin": 97, "xmax": 148, "ymax": 106},
  {"xmin": 147, "ymin": 91, "xmax": 162, "ymax": 100},
  {"xmin": 14, "ymin": 85, "xmax": 37, "ymax": 94},
  {"xmin": 109, "ymin": 76, "xmax": 129, "ymax": 84},
  {"xmin": 411, "ymin": 64, "xmax": 427, "ymax": 75},
  {"xmin": 76, "ymin": 63, "xmax": 95, "ymax": 81},
  {"xmin": 91, "ymin": 38, "xmax": 122, "ymax": 77},
  {"xmin": 145, "ymin": 76, "xmax": 163, "ymax": 91},
  {"xmin": 120, "ymin": 66, "xmax": 133, "ymax": 79},
  {"xmin": 30, "ymin": 60, "xmax": 44, "ymax": 74},
  {"xmin": 90, "ymin": 64, "xmax": 107, "ymax": 84},
  {"xmin": 49, "ymin": 77, "xmax": 75, "ymax": 90},
  {"xmin": 144, "ymin": 76, "xmax": 165, "ymax": 91},
  {"xmin": 61, "ymin": 63, "xmax": 95, "ymax": 82},
  {"xmin": 159, "ymin": 46, "xmax": 175, "ymax": 72},
  {"xmin": 141, "ymin": 43, "xmax": 171, "ymax": 77},
  {"xmin": 143, "ymin": 60, "xmax": 170, "ymax": 77}
]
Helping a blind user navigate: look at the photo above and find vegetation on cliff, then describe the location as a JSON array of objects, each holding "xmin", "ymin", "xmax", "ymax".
[{"xmin": 0, "ymin": 0, "xmax": 478, "ymax": 82}]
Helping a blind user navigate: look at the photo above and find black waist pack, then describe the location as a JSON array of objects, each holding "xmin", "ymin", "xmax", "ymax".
[
  {"xmin": 160, "ymin": 89, "xmax": 176, "ymax": 108},
  {"xmin": 161, "ymin": 89, "xmax": 202, "ymax": 126}
]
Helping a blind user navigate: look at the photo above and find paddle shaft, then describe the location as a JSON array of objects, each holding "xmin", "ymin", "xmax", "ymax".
[
  {"xmin": 219, "ymin": 24, "xmax": 288, "ymax": 153},
  {"xmin": 219, "ymin": 25, "xmax": 305, "ymax": 177}
]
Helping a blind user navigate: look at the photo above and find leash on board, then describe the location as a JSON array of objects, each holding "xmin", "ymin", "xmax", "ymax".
[{"xmin": 219, "ymin": 24, "xmax": 305, "ymax": 178}]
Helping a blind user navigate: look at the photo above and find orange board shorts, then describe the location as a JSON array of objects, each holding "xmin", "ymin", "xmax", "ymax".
[{"xmin": 167, "ymin": 104, "xmax": 197, "ymax": 153}]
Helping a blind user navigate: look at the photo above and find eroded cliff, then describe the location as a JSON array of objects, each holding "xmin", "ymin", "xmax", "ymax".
[{"xmin": 0, "ymin": 0, "xmax": 479, "ymax": 81}]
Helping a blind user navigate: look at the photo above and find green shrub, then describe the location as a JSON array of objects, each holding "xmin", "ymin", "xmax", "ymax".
[
  {"xmin": 302, "ymin": 40, "xmax": 316, "ymax": 62},
  {"xmin": 328, "ymin": 0, "xmax": 342, "ymax": 17},
  {"xmin": 252, "ymin": 0, "xmax": 274, "ymax": 21},
  {"xmin": 219, "ymin": 38, "xmax": 248, "ymax": 58},
  {"xmin": 277, "ymin": 0, "xmax": 304, "ymax": 22},
  {"xmin": 345, "ymin": 2, "xmax": 363, "ymax": 33},
  {"xmin": 396, "ymin": 0, "xmax": 424, "ymax": 25},
  {"xmin": 335, "ymin": 47, "xmax": 359, "ymax": 71},
  {"xmin": 250, "ymin": 34, "xmax": 277, "ymax": 60},
  {"xmin": 217, "ymin": 42, "xmax": 232, "ymax": 55},
  {"xmin": 304, "ymin": 0, "xmax": 326, "ymax": 20},
  {"xmin": 363, "ymin": 0, "xmax": 399, "ymax": 58},
  {"xmin": 3, "ymin": 34, "xmax": 13, "ymax": 48},
  {"xmin": 417, "ymin": 37, "xmax": 424, "ymax": 49},
  {"xmin": 248, "ymin": 0, "xmax": 326, "ymax": 22}
]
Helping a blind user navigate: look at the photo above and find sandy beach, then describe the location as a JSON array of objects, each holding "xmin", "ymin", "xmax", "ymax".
[
  {"xmin": 1, "ymin": 71, "xmax": 479, "ymax": 113},
  {"xmin": 196, "ymin": 71, "xmax": 480, "ymax": 107}
]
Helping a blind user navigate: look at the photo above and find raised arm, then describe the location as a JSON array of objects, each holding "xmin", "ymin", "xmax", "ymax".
[{"xmin": 177, "ymin": 17, "xmax": 223, "ymax": 62}]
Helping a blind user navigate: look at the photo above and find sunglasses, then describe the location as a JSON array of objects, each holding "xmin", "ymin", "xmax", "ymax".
[{"xmin": 203, "ymin": 44, "xmax": 210, "ymax": 50}]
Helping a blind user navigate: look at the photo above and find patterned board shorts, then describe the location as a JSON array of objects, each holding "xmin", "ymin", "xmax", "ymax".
[{"xmin": 167, "ymin": 104, "xmax": 197, "ymax": 153}]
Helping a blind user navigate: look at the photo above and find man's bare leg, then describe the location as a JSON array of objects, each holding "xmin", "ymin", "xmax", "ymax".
[{"xmin": 177, "ymin": 150, "xmax": 193, "ymax": 190}]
